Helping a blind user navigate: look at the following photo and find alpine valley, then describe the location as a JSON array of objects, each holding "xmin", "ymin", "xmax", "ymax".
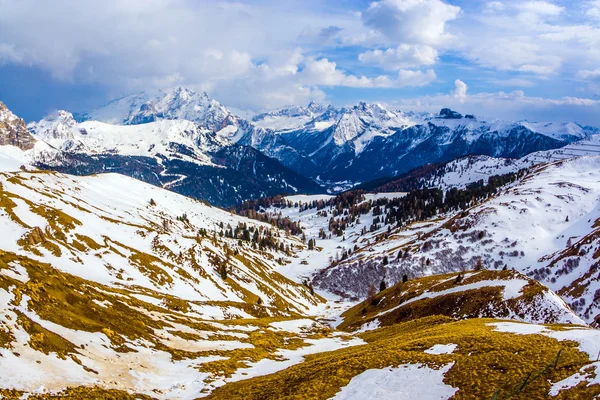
[{"xmin": 1, "ymin": 88, "xmax": 600, "ymax": 400}]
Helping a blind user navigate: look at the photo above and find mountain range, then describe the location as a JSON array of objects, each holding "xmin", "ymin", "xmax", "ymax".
[{"xmin": 11, "ymin": 86, "xmax": 596, "ymax": 206}]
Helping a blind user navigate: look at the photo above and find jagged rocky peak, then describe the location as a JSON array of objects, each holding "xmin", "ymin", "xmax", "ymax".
[
  {"xmin": 0, "ymin": 101, "xmax": 36, "ymax": 150},
  {"xmin": 438, "ymin": 108, "xmax": 463, "ymax": 119},
  {"xmin": 77, "ymin": 86, "xmax": 244, "ymax": 136},
  {"xmin": 307, "ymin": 100, "xmax": 328, "ymax": 114}
]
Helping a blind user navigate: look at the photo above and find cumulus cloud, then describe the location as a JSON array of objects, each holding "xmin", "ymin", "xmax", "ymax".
[
  {"xmin": 453, "ymin": 79, "xmax": 468, "ymax": 102},
  {"xmin": 0, "ymin": 0, "xmax": 441, "ymax": 111},
  {"xmin": 457, "ymin": 0, "xmax": 600, "ymax": 77},
  {"xmin": 201, "ymin": 55, "xmax": 437, "ymax": 111},
  {"xmin": 358, "ymin": 44, "xmax": 438, "ymax": 70},
  {"xmin": 362, "ymin": 0, "xmax": 461, "ymax": 45}
]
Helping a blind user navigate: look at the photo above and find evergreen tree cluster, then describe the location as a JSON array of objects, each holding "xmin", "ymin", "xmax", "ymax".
[{"xmin": 216, "ymin": 221, "xmax": 293, "ymax": 253}]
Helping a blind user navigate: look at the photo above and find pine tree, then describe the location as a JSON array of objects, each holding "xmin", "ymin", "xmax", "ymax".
[
  {"xmin": 475, "ymin": 258, "xmax": 484, "ymax": 271},
  {"xmin": 379, "ymin": 279, "xmax": 387, "ymax": 292}
]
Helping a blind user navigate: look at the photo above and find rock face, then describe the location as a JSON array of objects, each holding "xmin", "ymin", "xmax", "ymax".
[
  {"xmin": 0, "ymin": 101, "xmax": 36, "ymax": 150},
  {"xmin": 439, "ymin": 108, "xmax": 463, "ymax": 119}
]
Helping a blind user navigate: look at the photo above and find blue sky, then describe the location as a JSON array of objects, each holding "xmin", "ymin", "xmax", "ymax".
[{"xmin": 0, "ymin": 0, "xmax": 599, "ymax": 124}]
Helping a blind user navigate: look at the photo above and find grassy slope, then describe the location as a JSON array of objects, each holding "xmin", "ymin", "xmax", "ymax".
[
  {"xmin": 338, "ymin": 270, "xmax": 580, "ymax": 332},
  {"xmin": 205, "ymin": 316, "xmax": 599, "ymax": 400}
]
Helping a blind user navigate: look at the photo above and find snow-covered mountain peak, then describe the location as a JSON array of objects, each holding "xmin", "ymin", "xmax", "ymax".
[
  {"xmin": 251, "ymin": 102, "xmax": 335, "ymax": 131},
  {"xmin": 327, "ymin": 102, "xmax": 413, "ymax": 147},
  {"xmin": 76, "ymin": 86, "xmax": 241, "ymax": 132},
  {"xmin": 0, "ymin": 101, "xmax": 19, "ymax": 124},
  {"xmin": 30, "ymin": 116, "xmax": 227, "ymax": 165},
  {"xmin": 307, "ymin": 100, "xmax": 329, "ymax": 114},
  {"xmin": 27, "ymin": 110, "xmax": 80, "ymax": 144}
]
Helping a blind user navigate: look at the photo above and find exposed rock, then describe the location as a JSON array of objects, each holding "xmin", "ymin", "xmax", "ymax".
[
  {"xmin": 0, "ymin": 102, "xmax": 36, "ymax": 150},
  {"xmin": 439, "ymin": 108, "xmax": 463, "ymax": 119}
]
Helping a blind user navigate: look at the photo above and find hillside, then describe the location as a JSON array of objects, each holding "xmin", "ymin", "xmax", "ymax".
[
  {"xmin": 206, "ymin": 315, "xmax": 600, "ymax": 400},
  {"xmin": 305, "ymin": 157, "xmax": 600, "ymax": 326},
  {"xmin": 206, "ymin": 272, "xmax": 598, "ymax": 399},
  {"xmin": 237, "ymin": 156, "xmax": 600, "ymax": 327},
  {"xmin": 0, "ymin": 151, "xmax": 349, "ymax": 398},
  {"xmin": 1, "ymin": 148, "xmax": 600, "ymax": 398},
  {"xmin": 372, "ymin": 133, "xmax": 600, "ymax": 193},
  {"xmin": 337, "ymin": 270, "xmax": 584, "ymax": 332}
]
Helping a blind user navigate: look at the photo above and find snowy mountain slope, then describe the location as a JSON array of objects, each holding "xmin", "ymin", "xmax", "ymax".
[
  {"xmin": 252, "ymin": 192, "xmax": 410, "ymax": 285},
  {"xmin": 207, "ymin": 314, "xmax": 600, "ymax": 400},
  {"xmin": 29, "ymin": 110, "xmax": 224, "ymax": 166},
  {"xmin": 251, "ymin": 102, "xmax": 334, "ymax": 131},
  {"xmin": 0, "ymin": 152, "xmax": 370, "ymax": 398},
  {"xmin": 313, "ymin": 157, "xmax": 600, "ymax": 325},
  {"xmin": 1, "ymin": 147, "xmax": 599, "ymax": 399},
  {"xmin": 373, "ymin": 133, "xmax": 600, "ymax": 193},
  {"xmin": 0, "ymin": 158, "xmax": 321, "ymax": 311}
]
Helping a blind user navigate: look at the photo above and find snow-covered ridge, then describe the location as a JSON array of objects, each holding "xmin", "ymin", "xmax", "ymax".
[
  {"xmin": 28, "ymin": 111, "xmax": 227, "ymax": 165},
  {"xmin": 405, "ymin": 133, "xmax": 600, "ymax": 192}
]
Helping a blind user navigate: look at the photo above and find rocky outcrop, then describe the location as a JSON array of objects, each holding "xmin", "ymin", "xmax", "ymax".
[{"xmin": 0, "ymin": 101, "xmax": 36, "ymax": 150}]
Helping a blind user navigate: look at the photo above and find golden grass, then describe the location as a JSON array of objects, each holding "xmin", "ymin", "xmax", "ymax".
[
  {"xmin": 338, "ymin": 270, "xmax": 555, "ymax": 332},
  {"xmin": 206, "ymin": 316, "xmax": 598, "ymax": 400}
]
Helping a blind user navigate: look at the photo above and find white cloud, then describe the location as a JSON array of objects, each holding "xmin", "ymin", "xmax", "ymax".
[
  {"xmin": 0, "ymin": 43, "xmax": 27, "ymax": 65},
  {"xmin": 463, "ymin": 38, "xmax": 562, "ymax": 74},
  {"xmin": 585, "ymin": 1, "xmax": 600, "ymax": 19},
  {"xmin": 203, "ymin": 55, "xmax": 437, "ymax": 111},
  {"xmin": 515, "ymin": 1, "xmax": 564, "ymax": 16},
  {"xmin": 358, "ymin": 44, "xmax": 438, "ymax": 70},
  {"xmin": 299, "ymin": 57, "xmax": 436, "ymax": 88},
  {"xmin": 576, "ymin": 69, "xmax": 600, "ymax": 80},
  {"xmin": 362, "ymin": 0, "xmax": 461, "ymax": 45},
  {"xmin": 453, "ymin": 79, "xmax": 467, "ymax": 102},
  {"xmin": 485, "ymin": 2, "xmax": 506, "ymax": 13},
  {"xmin": 388, "ymin": 87, "xmax": 599, "ymax": 125},
  {"xmin": 0, "ymin": 0, "xmax": 442, "ymax": 111}
]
